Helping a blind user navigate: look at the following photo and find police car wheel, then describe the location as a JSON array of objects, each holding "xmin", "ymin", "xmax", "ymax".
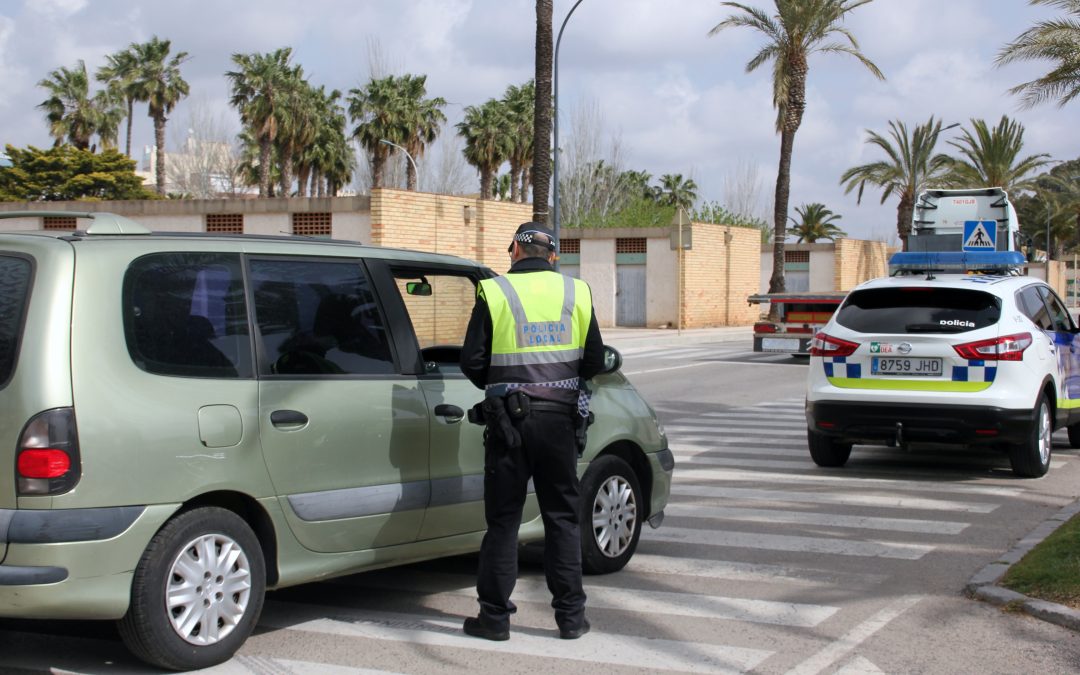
[
  {"xmin": 1068, "ymin": 423, "xmax": 1080, "ymax": 449},
  {"xmin": 807, "ymin": 430, "xmax": 852, "ymax": 468},
  {"xmin": 580, "ymin": 455, "xmax": 642, "ymax": 575},
  {"xmin": 1007, "ymin": 394, "xmax": 1052, "ymax": 478}
]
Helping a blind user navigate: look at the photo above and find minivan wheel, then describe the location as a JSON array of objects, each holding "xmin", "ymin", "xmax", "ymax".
[
  {"xmin": 580, "ymin": 455, "xmax": 642, "ymax": 575},
  {"xmin": 118, "ymin": 507, "xmax": 266, "ymax": 671},
  {"xmin": 808, "ymin": 430, "xmax": 852, "ymax": 467},
  {"xmin": 1008, "ymin": 394, "xmax": 1052, "ymax": 478}
]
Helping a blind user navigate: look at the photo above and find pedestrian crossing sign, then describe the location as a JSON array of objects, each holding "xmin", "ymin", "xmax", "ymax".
[{"xmin": 963, "ymin": 220, "xmax": 997, "ymax": 251}]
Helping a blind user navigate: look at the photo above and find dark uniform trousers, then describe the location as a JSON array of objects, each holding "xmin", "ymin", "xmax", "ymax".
[{"xmin": 476, "ymin": 405, "xmax": 587, "ymax": 631}]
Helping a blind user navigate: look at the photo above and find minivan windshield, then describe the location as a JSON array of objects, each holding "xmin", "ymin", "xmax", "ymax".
[
  {"xmin": 0, "ymin": 255, "xmax": 32, "ymax": 387},
  {"xmin": 835, "ymin": 286, "xmax": 1001, "ymax": 334}
]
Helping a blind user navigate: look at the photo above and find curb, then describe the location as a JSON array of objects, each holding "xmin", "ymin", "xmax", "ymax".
[{"xmin": 965, "ymin": 499, "xmax": 1080, "ymax": 631}]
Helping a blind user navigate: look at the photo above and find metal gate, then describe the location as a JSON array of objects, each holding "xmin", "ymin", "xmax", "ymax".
[{"xmin": 616, "ymin": 265, "xmax": 647, "ymax": 327}]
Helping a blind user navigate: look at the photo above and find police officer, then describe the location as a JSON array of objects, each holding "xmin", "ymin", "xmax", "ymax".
[{"xmin": 460, "ymin": 221, "xmax": 604, "ymax": 641}]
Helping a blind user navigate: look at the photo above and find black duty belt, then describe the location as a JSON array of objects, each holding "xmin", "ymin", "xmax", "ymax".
[{"xmin": 529, "ymin": 400, "xmax": 575, "ymax": 414}]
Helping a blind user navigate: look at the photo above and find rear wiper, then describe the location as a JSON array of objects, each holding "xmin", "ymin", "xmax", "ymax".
[{"xmin": 905, "ymin": 323, "xmax": 968, "ymax": 333}]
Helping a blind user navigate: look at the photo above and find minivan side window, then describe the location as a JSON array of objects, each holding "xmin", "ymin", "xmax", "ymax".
[
  {"xmin": 250, "ymin": 258, "xmax": 395, "ymax": 376},
  {"xmin": 123, "ymin": 253, "xmax": 253, "ymax": 378},
  {"xmin": 0, "ymin": 255, "xmax": 32, "ymax": 387}
]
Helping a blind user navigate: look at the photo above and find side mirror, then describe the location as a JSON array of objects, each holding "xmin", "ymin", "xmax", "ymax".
[
  {"xmin": 406, "ymin": 281, "xmax": 432, "ymax": 296},
  {"xmin": 600, "ymin": 345, "xmax": 622, "ymax": 374}
]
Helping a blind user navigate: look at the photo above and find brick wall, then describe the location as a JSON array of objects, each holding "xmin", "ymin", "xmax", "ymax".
[
  {"xmin": 679, "ymin": 223, "xmax": 760, "ymax": 328},
  {"xmin": 369, "ymin": 188, "xmax": 530, "ymax": 273},
  {"xmin": 833, "ymin": 238, "xmax": 889, "ymax": 291}
]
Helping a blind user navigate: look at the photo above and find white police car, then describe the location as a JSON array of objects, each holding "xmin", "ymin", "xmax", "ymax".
[{"xmin": 806, "ymin": 251, "xmax": 1080, "ymax": 477}]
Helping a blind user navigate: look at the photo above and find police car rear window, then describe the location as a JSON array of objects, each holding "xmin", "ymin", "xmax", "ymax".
[
  {"xmin": 0, "ymin": 254, "xmax": 32, "ymax": 388},
  {"xmin": 835, "ymin": 287, "xmax": 1001, "ymax": 334}
]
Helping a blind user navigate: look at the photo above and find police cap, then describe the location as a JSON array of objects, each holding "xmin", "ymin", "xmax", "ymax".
[{"xmin": 509, "ymin": 222, "xmax": 557, "ymax": 252}]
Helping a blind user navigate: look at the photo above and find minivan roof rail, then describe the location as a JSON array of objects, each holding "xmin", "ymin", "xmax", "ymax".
[{"xmin": 0, "ymin": 211, "xmax": 151, "ymax": 235}]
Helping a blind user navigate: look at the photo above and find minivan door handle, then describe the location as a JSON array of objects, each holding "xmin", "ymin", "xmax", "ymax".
[
  {"xmin": 434, "ymin": 404, "xmax": 465, "ymax": 423},
  {"xmin": 270, "ymin": 410, "xmax": 308, "ymax": 428}
]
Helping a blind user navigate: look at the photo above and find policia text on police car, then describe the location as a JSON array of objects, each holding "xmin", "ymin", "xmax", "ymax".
[{"xmin": 459, "ymin": 221, "xmax": 605, "ymax": 641}]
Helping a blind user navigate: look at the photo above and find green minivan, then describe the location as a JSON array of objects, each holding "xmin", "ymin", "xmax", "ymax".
[{"xmin": 0, "ymin": 213, "xmax": 673, "ymax": 670}]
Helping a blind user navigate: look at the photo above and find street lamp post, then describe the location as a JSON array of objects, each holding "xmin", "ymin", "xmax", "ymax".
[
  {"xmin": 552, "ymin": 0, "xmax": 585, "ymax": 268},
  {"xmin": 379, "ymin": 139, "xmax": 419, "ymax": 190}
]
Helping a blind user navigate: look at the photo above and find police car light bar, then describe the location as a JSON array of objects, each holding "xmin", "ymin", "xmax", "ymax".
[{"xmin": 888, "ymin": 251, "xmax": 1026, "ymax": 274}]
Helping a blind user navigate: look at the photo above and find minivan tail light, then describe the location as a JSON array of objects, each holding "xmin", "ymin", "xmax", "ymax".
[
  {"xmin": 17, "ymin": 408, "xmax": 80, "ymax": 495},
  {"xmin": 810, "ymin": 332, "xmax": 859, "ymax": 357},
  {"xmin": 953, "ymin": 332, "xmax": 1032, "ymax": 361}
]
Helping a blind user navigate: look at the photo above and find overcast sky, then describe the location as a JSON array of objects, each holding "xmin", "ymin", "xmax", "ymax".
[{"xmin": 0, "ymin": 0, "xmax": 1075, "ymax": 241}]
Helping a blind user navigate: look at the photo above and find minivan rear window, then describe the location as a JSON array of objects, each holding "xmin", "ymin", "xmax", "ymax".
[
  {"xmin": 0, "ymin": 255, "xmax": 32, "ymax": 387},
  {"xmin": 835, "ymin": 286, "xmax": 1001, "ymax": 334},
  {"xmin": 123, "ymin": 253, "xmax": 253, "ymax": 378}
]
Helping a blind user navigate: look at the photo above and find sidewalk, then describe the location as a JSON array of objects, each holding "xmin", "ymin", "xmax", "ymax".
[
  {"xmin": 601, "ymin": 325, "xmax": 753, "ymax": 350},
  {"xmin": 966, "ymin": 499, "xmax": 1080, "ymax": 632}
]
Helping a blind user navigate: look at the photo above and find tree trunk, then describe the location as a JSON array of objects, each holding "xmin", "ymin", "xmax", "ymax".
[
  {"xmin": 124, "ymin": 98, "xmax": 134, "ymax": 158},
  {"xmin": 296, "ymin": 166, "xmax": 311, "ymax": 197},
  {"xmin": 897, "ymin": 191, "xmax": 914, "ymax": 251},
  {"xmin": 405, "ymin": 158, "xmax": 417, "ymax": 191},
  {"xmin": 509, "ymin": 159, "xmax": 521, "ymax": 203},
  {"xmin": 532, "ymin": 0, "xmax": 553, "ymax": 223},
  {"xmin": 769, "ymin": 127, "xmax": 794, "ymax": 304},
  {"xmin": 154, "ymin": 114, "xmax": 167, "ymax": 196},
  {"xmin": 258, "ymin": 137, "xmax": 272, "ymax": 197},
  {"xmin": 280, "ymin": 148, "xmax": 293, "ymax": 198},
  {"xmin": 521, "ymin": 166, "xmax": 531, "ymax": 204},
  {"xmin": 372, "ymin": 153, "xmax": 385, "ymax": 190},
  {"xmin": 480, "ymin": 168, "xmax": 493, "ymax": 201}
]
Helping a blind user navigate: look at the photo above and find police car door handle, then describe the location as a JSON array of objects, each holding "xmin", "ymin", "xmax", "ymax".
[
  {"xmin": 270, "ymin": 410, "xmax": 308, "ymax": 429},
  {"xmin": 434, "ymin": 404, "xmax": 465, "ymax": 423}
]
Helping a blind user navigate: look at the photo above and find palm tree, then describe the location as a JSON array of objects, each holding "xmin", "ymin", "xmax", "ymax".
[
  {"xmin": 227, "ymin": 48, "xmax": 295, "ymax": 197},
  {"xmin": 709, "ymin": 0, "xmax": 883, "ymax": 300},
  {"xmin": 274, "ymin": 74, "xmax": 317, "ymax": 197},
  {"xmin": 997, "ymin": 0, "xmax": 1080, "ymax": 108},
  {"xmin": 297, "ymin": 86, "xmax": 352, "ymax": 197},
  {"xmin": 348, "ymin": 75, "xmax": 410, "ymax": 190},
  {"xmin": 96, "ymin": 48, "xmax": 141, "ymax": 157},
  {"xmin": 791, "ymin": 203, "xmax": 846, "ymax": 242},
  {"xmin": 840, "ymin": 116, "xmax": 953, "ymax": 249},
  {"xmin": 657, "ymin": 173, "xmax": 699, "ymax": 210},
  {"xmin": 946, "ymin": 116, "xmax": 1051, "ymax": 193},
  {"xmin": 533, "ymin": 0, "xmax": 554, "ymax": 221},
  {"xmin": 400, "ymin": 74, "xmax": 447, "ymax": 192},
  {"xmin": 457, "ymin": 99, "xmax": 513, "ymax": 199},
  {"xmin": 503, "ymin": 80, "xmax": 535, "ymax": 202},
  {"xmin": 37, "ymin": 61, "xmax": 115, "ymax": 150},
  {"xmin": 130, "ymin": 37, "xmax": 190, "ymax": 195}
]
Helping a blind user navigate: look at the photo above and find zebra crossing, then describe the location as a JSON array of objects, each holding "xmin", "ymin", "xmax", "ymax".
[{"xmin": 3, "ymin": 396, "xmax": 1067, "ymax": 674}]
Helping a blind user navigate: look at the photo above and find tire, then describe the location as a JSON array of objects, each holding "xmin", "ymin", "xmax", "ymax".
[
  {"xmin": 118, "ymin": 507, "xmax": 266, "ymax": 671},
  {"xmin": 580, "ymin": 455, "xmax": 642, "ymax": 575},
  {"xmin": 808, "ymin": 429, "xmax": 852, "ymax": 467},
  {"xmin": 1068, "ymin": 423, "xmax": 1080, "ymax": 449},
  {"xmin": 1008, "ymin": 393, "xmax": 1052, "ymax": 478}
]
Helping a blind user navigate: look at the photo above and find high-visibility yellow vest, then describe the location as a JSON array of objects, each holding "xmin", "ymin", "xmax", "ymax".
[{"xmin": 479, "ymin": 270, "xmax": 592, "ymax": 405}]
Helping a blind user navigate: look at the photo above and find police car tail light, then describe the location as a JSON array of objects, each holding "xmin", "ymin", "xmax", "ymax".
[
  {"xmin": 810, "ymin": 332, "xmax": 858, "ymax": 357},
  {"xmin": 953, "ymin": 332, "xmax": 1032, "ymax": 361}
]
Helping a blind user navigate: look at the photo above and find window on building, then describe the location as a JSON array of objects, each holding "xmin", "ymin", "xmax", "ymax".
[
  {"xmin": 43, "ymin": 216, "xmax": 76, "ymax": 230},
  {"xmin": 292, "ymin": 212, "xmax": 332, "ymax": 237},
  {"xmin": 560, "ymin": 238, "xmax": 580, "ymax": 254},
  {"xmin": 616, "ymin": 238, "xmax": 647, "ymax": 254},
  {"xmin": 206, "ymin": 213, "xmax": 244, "ymax": 234}
]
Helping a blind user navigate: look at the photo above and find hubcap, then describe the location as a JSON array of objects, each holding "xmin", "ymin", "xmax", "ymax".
[
  {"xmin": 165, "ymin": 533, "xmax": 252, "ymax": 646},
  {"xmin": 592, "ymin": 475, "xmax": 638, "ymax": 558},
  {"xmin": 1038, "ymin": 402, "xmax": 1052, "ymax": 466}
]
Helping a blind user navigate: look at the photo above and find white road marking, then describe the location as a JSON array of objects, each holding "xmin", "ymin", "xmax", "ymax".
[
  {"xmin": 785, "ymin": 595, "xmax": 923, "ymax": 675},
  {"xmin": 673, "ymin": 467, "xmax": 1022, "ymax": 497},
  {"xmin": 672, "ymin": 453, "xmax": 814, "ymax": 470},
  {"xmin": 834, "ymin": 656, "xmax": 888, "ymax": 675},
  {"xmin": 258, "ymin": 606, "xmax": 773, "ymax": 674},
  {"xmin": 663, "ymin": 503, "xmax": 969, "ymax": 535},
  {"xmin": 202, "ymin": 657, "xmax": 402, "ymax": 674},
  {"xmin": 671, "ymin": 484, "xmax": 999, "ymax": 513},
  {"xmin": 669, "ymin": 426, "xmax": 810, "ymax": 437},
  {"xmin": 644, "ymin": 526, "xmax": 935, "ymax": 560},
  {"xmin": 626, "ymin": 360, "xmax": 805, "ymax": 376},
  {"xmin": 625, "ymin": 553, "xmax": 887, "ymax": 586}
]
